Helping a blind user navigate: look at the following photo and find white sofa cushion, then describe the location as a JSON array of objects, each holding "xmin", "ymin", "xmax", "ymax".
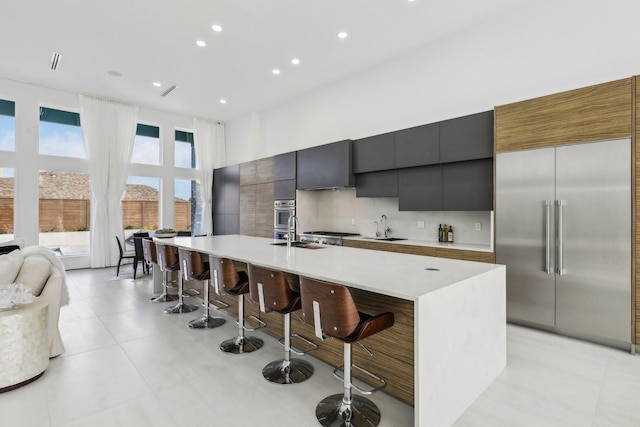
[
  {"xmin": 15, "ymin": 255, "xmax": 52, "ymax": 297},
  {"xmin": 0, "ymin": 249, "xmax": 23, "ymax": 285}
]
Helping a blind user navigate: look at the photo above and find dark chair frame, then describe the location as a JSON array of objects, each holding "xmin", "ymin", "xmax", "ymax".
[{"xmin": 115, "ymin": 235, "xmax": 135, "ymax": 277}]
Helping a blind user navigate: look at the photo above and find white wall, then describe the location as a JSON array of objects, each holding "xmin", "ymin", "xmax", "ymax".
[
  {"xmin": 0, "ymin": 77, "xmax": 197, "ymax": 269},
  {"xmin": 225, "ymin": 0, "xmax": 640, "ymax": 164}
]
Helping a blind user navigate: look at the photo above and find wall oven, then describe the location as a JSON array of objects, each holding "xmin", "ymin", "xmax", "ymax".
[{"xmin": 274, "ymin": 200, "xmax": 295, "ymax": 237}]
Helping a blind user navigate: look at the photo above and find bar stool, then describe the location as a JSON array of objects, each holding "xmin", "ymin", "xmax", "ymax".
[
  {"xmin": 299, "ymin": 276, "xmax": 395, "ymax": 427},
  {"xmin": 155, "ymin": 242, "xmax": 197, "ymax": 314},
  {"xmin": 143, "ymin": 239, "xmax": 178, "ymax": 303},
  {"xmin": 247, "ymin": 264, "xmax": 316, "ymax": 384},
  {"xmin": 178, "ymin": 247, "xmax": 225, "ymax": 329},
  {"xmin": 209, "ymin": 255, "xmax": 264, "ymax": 354}
]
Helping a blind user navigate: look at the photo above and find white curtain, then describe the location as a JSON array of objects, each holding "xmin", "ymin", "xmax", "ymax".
[
  {"xmin": 193, "ymin": 119, "xmax": 225, "ymax": 236},
  {"xmin": 79, "ymin": 95, "xmax": 138, "ymax": 268}
]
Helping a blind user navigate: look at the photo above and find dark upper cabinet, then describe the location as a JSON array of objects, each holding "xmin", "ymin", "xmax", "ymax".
[
  {"xmin": 223, "ymin": 165, "xmax": 240, "ymax": 215},
  {"xmin": 442, "ymin": 159, "xmax": 493, "ymax": 211},
  {"xmin": 274, "ymin": 179, "xmax": 296, "ymax": 200},
  {"xmin": 296, "ymin": 140, "xmax": 355, "ymax": 190},
  {"xmin": 212, "ymin": 164, "xmax": 240, "ymax": 234},
  {"xmin": 356, "ymin": 170, "xmax": 398, "ymax": 198},
  {"xmin": 439, "ymin": 111, "xmax": 494, "ymax": 163},
  {"xmin": 398, "ymin": 165, "xmax": 443, "ymax": 211},
  {"xmin": 395, "ymin": 122, "xmax": 439, "ymax": 168},
  {"xmin": 353, "ymin": 133, "xmax": 395, "ymax": 173},
  {"xmin": 274, "ymin": 152, "xmax": 296, "ymax": 181}
]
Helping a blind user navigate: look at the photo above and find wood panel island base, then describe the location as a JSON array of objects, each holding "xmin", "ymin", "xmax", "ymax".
[{"xmin": 164, "ymin": 235, "xmax": 506, "ymax": 427}]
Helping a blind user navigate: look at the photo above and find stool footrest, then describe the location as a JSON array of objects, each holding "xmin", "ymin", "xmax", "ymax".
[
  {"xmin": 210, "ymin": 299, "xmax": 229, "ymax": 310},
  {"xmin": 184, "ymin": 289, "xmax": 200, "ymax": 296},
  {"xmin": 238, "ymin": 315, "xmax": 267, "ymax": 331},
  {"xmin": 333, "ymin": 364, "xmax": 387, "ymax": 395},
  {"xmin": 279, "ymin": 333, "xmax": 318, "ymax": 356}
]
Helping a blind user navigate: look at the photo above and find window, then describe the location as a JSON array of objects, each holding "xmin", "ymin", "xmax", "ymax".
[
  {"xmin": 0, "ymin": 99, "xmax": 15, "ymax": 152},
  {"xmin": 38, "ymin": 170, "xmax": 90, "ymax": 255},
  {"xmin": 39, "ymin": 107, "xmax": 85, "ymax": 158},
  {"xmin": 0, "ymin": 168, "xmax": 15, "ymax": 243},
  {"xmin": 122, "ymin": 176, "xmax": 160, "ymax": 235},
  {"xmin": 175, "ymin": 130, "xmax": 195, "ymax": 168},
  {"xmin": 131, "ymin": 124, "xmax": 160, "ymax": 165},
  {"xmin": 175, "ymin": 179, "xmax": 203, "ymax": 235}
]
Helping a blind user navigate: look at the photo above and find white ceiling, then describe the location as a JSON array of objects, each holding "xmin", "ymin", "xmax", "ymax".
[{"xmin": 0, "ymin": 0, "xmax": 531, "ymax": 122}]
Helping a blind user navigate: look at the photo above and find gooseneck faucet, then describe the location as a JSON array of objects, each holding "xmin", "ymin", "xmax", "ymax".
[
  {"xmin": 381, "ymin": 214, "xmax": 391, "ymax": 238},
  {"xmin": 287, "ymin": 215, "xmax": 299, "ymax": 249}
]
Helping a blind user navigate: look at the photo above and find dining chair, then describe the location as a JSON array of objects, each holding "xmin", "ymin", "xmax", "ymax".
[{"xmin": 115, "ymin": 235, "xmax": 135, "ymax": 277}]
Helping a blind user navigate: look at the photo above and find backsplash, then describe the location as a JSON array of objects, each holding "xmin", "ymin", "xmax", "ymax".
[{"xmin": 296, "ymin": 188, "xmax": 493, "ymax": 246}]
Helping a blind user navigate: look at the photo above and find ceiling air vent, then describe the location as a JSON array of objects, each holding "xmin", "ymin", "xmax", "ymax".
[
  {"xmin": 50, "ymin": 52, "xmax": 61, "ymax": 71},
  {"xmin": 161, "ymin": 85, "xmax": 177, "ymax": 97}
]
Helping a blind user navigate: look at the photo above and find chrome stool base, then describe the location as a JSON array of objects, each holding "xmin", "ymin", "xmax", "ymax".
[
  {"xmin": 188, "ymin": 316, "xmax": 225, "ymax": 329},
  {"xmin": 164, "ymin": 302, "xmax": 198, "ymax": 314},
  {"xmin": 316, "ymin": 394, "xmax": 381, "ymax": 427},
  {"xmin": 219, "ymin": 336, "xmax": 263, "ymax": 354},
  {"xmin": 262, "ymin": 358, "xmax": 314, "ymax": 384},
  {"xmin": 149, "ymin": 293, "xmax": 178, "ymax": 303}
]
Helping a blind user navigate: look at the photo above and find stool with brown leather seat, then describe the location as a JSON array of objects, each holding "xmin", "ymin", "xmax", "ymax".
[
  {"xmin": 299, "ymin": 276, "xmax": 395, "ymax": 427},
  {"xmin": 209, "ymin": 255, "xmax": 264, "ymax": 354},
  {"xmin": 178, "ymin": 247, "xmax": 225, "ymax": 329},
  {"xmin": 143, "ymin": 239, "xmax": 178, "ymax": 303},
  {"xmin": 155, "ymin": 242, "xmax": 197, "ymax": 314},
  {"xmin": 247, "ymin": 263, "xmax": 316, "ymax": 384}
]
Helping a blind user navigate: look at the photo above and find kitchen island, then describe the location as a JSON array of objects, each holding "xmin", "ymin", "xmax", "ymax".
[{"xmin": 164, "ymin": 234, "xmax": 506, "ymax": 427}]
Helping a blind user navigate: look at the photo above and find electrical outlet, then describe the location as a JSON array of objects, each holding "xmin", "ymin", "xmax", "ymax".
[
  {"xmin": 417, "ymin": 221, "xmax": 425, "ymax": 229},
  {"xmin": 351, "ymin": 218, "xmax": 356, "ymax": 226},
  {"xmin": 475, "ymin": 222, "xmax": 482, "ymax": 231}
]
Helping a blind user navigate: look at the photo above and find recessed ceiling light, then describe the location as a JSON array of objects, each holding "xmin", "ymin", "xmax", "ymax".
[
  {"xmin": 272, "ymin": 69, "xmax": 281, "ymax": 75},
  {"xmin": 291, "ymin": 58, "xmax": 300, "ymax": 65},
  {"xmin": 337, "ymin": 31, "xmax": 348, "ymax": 39},
  {"xmin": 153, "ymin": 82, "xmax": 161, "ymax": 87},
  {"xmin": 219, "ymin": 99, "xmax": 227, "ymax": 104},
  {"xmin": 196, "ymin": 40, "xmax": 206, "ymax": 47},
  {"xmin": 107, "ymin": 70, "xmax": 122, "ymax": 77},
  {"xmin": 212, "ymin": 24, "xmax": 222, "ymax": 32}
]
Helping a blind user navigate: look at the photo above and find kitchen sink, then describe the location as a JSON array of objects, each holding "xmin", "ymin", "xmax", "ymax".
[{"xmin": 271, "ymin": 241, "xmax": 312, "ymax": 248}]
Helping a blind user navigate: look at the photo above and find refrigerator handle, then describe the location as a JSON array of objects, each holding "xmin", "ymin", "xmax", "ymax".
[
  {"xmin": 556, "ymin": 200, "xmax": 565, "ymax": 275},
  {"xmin": 544, "ymin": 200, "xmax": 552, "ymax": 274}
]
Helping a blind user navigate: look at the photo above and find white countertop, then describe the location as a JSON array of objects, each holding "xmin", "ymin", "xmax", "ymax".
[
  {"xmin": 166, "ymin": 235, "xmax": 503, "ymax": 301},
  {"xmin": 343, "ymin": 236, "xmax": 494, "ymax": 253}
]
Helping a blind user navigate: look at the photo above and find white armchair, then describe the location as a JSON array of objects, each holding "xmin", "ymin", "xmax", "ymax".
[{"xmin": 0, "ymin": 243, "xmax": 69, "ymax": 357}]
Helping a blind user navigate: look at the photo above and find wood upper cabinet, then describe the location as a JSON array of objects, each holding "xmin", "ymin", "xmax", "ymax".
[
  {"xmin": 439, "ymin": 111, "xmax": 493, "ymax": 163},
  {"xmin": 353, "ymin": 133, "xmax": 395, "ymax": 173},
  {"xmin": 495, "ymin": 78, "xmax": 632, "ymax": 153},
  {"xmin": 297, "ymin": 140, "xmax": 355, "ymax": 189},
  {"xmin": 256, "ymin": 157, "xmax": 274, "ymax": 183},
  {"xmin": 395, "ymin": 122, "xmax": 439, "ymax": 168}
]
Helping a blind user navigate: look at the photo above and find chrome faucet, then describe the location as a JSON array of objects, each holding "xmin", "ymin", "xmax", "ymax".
[
  {"xmin": 287, "ymin": 215, "xmax": 299, "ymax": 249},
  {"xmin": 381, "ymin": 215, "xmax": 391, "ymax": 238},
  {"xmin": 374, "ymin": 220, "xmax": 380, "ymax": 237}
]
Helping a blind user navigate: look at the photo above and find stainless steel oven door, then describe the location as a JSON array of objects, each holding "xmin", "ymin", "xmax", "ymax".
[{"xmin": 274, "ymin": 200, "xmax": 295, "ymax": 229}]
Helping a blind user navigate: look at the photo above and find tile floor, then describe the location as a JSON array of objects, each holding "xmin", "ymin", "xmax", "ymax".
[{"xmin": 1, "ymin": 267, "xmax": 639, "ymax": 426}]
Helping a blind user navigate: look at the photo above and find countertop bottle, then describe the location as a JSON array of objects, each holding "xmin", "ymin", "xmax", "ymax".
[{"xmin": 448, "ymin": 225, "xmax": 454, "ymax": 242}]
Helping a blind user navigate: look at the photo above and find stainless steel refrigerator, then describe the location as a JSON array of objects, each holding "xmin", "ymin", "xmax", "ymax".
[{"xmin": 496, "ymin": 138, "xmax": 631, "ymax": 348}]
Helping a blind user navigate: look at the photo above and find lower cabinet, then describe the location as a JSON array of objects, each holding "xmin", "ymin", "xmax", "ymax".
[{"xmin": 342, "ymin": 239, "xmax": 495, "ymax": 263}]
